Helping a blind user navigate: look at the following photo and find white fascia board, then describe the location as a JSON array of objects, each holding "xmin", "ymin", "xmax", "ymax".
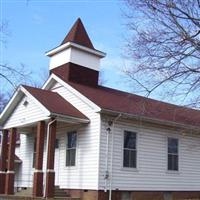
[
  {"xmin": 0, "ymin": 86, "xmax": 51, "ymax": 127},
  {"xmin": 42, "ymin": 74, "xmax": 101, "ymax": 112},
  {"xmin": 50, "ymin": 112, "xmax": 89, "ymax": 124},
  {"xmin": 3, "ymin": 116, "xmax": 50, "ymax": 130},
  {"xmin": 45, "ymin": 42, "xmax": 106, "ymax": 58},
  {"xmin": 100, "ymin": 109, "xmax": 200, "ymax": 131},
  {"xmin": 41, "ymin": 74, "xmax": 56, "ymax": 90},
  {"xmin": 20, "ymin": 86, "xmax": 50, "ymax": 117},
  {"xmin": 0, "ymin": 87, "xmax": 23, "ymax": 126}
]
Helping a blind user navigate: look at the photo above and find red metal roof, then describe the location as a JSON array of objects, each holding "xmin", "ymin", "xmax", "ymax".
[
  {"xmin": 61, "ymin": 18, "xmax": 94, "ymax": 50},
  {"xmin": 59, "ymin": 80, "xmax": 200, "ymax": 128},
  {"xmin": 23, "ymin": 85, "xmax": 88, "ymax": 120}
]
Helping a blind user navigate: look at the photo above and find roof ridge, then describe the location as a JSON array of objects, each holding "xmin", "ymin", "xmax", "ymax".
[
  {"xmin": 46, "ymin": 74, "xmax": 200, "ymax": 127},
  {"xmin": 69, "ymin": 82, "xmax": 200, "ymax": 112}
]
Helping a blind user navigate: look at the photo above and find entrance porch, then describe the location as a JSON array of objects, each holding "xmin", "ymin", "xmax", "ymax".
[
  {"xmin": 0, "ymin": 85, "xmax": 89, "ymax": 198},
  {"xmin": 0, "ymin": 118, "xmax": 88, "ymax": 198}
]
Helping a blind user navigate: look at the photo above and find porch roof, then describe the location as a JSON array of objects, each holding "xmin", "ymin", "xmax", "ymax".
[
  {"xmin": 22, "ymin": 85, "xmax": 88, "ymax": 120},
  {"xmin": 0, "ymin": 85, "xmax": 89, "ymax": 128}
]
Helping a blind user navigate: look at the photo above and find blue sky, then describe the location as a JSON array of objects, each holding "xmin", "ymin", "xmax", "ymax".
[{"xmin": 1, "ymin": 0, "xmax": 132, "ymax": 95}]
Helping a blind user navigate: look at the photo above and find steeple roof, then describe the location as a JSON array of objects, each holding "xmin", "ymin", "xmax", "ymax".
[{"xmin": 61, "ymin": 18, "xmax": 95, "ymax": 49}]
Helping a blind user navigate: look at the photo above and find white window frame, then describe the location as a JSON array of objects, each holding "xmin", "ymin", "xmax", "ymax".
[
  {"xmin": 66, "ymin": 131, "xmax": 77, "ymax": 167},
  {"xmin": 167, "ymin": 137, "xmax": 179, "ymax": 172},
  {"xmin": 122, "ymin": 130, "xmax": 137, "ymax": 169}
]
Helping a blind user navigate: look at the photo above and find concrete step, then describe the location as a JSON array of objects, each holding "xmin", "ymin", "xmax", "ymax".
[
  {"xmin": 15, "ymin": 187, "xmax": 32, "ymax": 197},
  {"xmin": 10, "ymin": 186, "xmax": 75, "ymax": 199},
  {"xmin": 54, "ymin": 186, "xmax": 70, "ymax": 198}
]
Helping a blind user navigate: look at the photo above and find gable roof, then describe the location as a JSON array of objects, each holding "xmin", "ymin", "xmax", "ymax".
[
  {"xmin": 71, "ymin": 83, "xmax": 200, "ymax": 127},
  {"xmin": 50, "ymin": 73, "xmax": 200, "ymax": 128},
  {"xmin": 23, "ymin": 85, "xmax": 88, "ymax": 120},
  {"xmin": 61, "ymin": 18, "xmax": 94, "ymax": 50}
]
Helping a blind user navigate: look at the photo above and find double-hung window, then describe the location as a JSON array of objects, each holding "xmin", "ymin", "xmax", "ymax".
[
  {"xmin": 168, "ymin": 137, "xmax": 179, "ymax": 171},
  {"xmin": 123, "ymin": 131, "xmax": 137, "ymax": 168},
  {"xmin": 66, "ymin": 131, "xmax": 77, "ymax": 166}
]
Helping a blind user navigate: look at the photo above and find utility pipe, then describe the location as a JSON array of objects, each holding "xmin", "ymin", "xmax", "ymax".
[
  {"xmin": 43, "ymin": 118, "xmax": 56, "ymax": 198},
  {"xmin": 109, "ymin": 114, "xmax": 122, "ymax": 200}
]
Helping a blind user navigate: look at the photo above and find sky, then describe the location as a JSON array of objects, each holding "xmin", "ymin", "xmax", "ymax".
[{"xmin": 1, "ymin": 0, "xmax": 132, "ymax": 96}]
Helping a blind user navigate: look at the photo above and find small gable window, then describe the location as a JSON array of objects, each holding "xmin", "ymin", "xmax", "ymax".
[
  {"xmin": 23, "ymin": 100, "xmax": 29, "ymax": 107},
  {"xmin": 168, "ymin": 137, "xmax": 179, "ymax": 171},
  {"xmin": 123, "ymin": 131, "xmax": 137, "ymax": 168},
  {"xmin": 66, "ymin": 131, "xmax": 77, "ymax": 166}
]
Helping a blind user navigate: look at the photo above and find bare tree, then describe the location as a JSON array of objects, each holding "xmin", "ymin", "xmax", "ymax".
[
  {"xmin": 0, "ymin": 21, "xmax": 31, "ymax": 89},
  {"xmin": 0, "ymin": 20, "xmax": 34, "ymax": 112},
  {"xmin": 0, "ymin": 92, "xmax": 8, "ymax": 113},
  {"xmin": 123, "ymin": 0, "xmax": 200, "ymax": 107},
  {"xmin": 29, "ymin": 67, "xmax": 49, "ymax": 88}
]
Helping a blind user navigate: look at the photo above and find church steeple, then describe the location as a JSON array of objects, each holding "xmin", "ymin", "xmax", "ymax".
[
  {"xmin": 46, "ymin": 18, "xmax": 106, "ymax": 86},
  {"xmin": 46, "ymin": 18, "xmax": 105, "ymax": 71},
  {"xmin": 61, "ymin": 18, "xmax": 94, "ymax": 50}
]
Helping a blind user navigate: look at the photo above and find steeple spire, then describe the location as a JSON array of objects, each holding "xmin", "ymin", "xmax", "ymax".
[
  {"xmin": 46, "ymin": 18, "xmax": 106, "ymax": 73},
  {"xmin": 61, "ymin": 18, "xmax": 94, "ymax": 49}
]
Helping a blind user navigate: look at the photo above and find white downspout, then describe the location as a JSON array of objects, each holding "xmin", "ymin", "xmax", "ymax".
[
  {"xmin": 109, "ymin": 114, "xmax": 121, "ymax": 200},
  {"xmin": 43, "ymin": 118, "xmax": 56, "ymax": 198},
  {"xmin": 0, "ymin": 130, "xmax": 3, "ymax": 155},
  {"xmin": 0, "ymin": 130, "xmax": 3, "ymax": 160},
  {"xmin": 104, "ymin": 127, "xmax": 111, "ymax": 192}
]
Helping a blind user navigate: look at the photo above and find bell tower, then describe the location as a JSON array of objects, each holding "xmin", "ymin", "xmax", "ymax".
[{"xmin": 46, "ymin": 18, "xmax": 106, "ymax": 86}]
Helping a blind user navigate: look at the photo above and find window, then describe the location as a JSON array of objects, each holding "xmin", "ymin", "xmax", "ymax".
[
  {"xmin": 33, "ymin": 138, "xmax": 36, "ymax": 168},
  {"xmin": 168, "ymin": 137, "xmax": 178, "ymax": 171},
  {"xmin": 123, "ymin": 131, "xmax": 137, "ymax": 168},
  {"xmin": 55, "ymin": 139, "xmax": 59, "ymax": 149},
  {"xmin": 66, "ymin": 131, "xmax": 77, "ymax": 166}
]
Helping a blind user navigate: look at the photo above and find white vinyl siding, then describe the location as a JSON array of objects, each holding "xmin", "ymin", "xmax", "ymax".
[
  {"xmin": 99, "ymin": 118, "xmax": 200, "ymax": 191},
  {"xmin": 14, "ymin": 134, "xmax": 34, "ymax": 188},
  {"xmin": 4, "ymin": 96, "xmax": 48, "ymax": 129},
  {"xmin": 10, "ymin": 80, "xmax": 101, "ymax": 190},
  {"xmin": 50, "ymin": 82, "xmax": 101, "ymax": 190}
]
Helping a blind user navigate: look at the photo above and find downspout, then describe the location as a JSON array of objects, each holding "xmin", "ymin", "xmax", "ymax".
[
  {"xmin": 104, "ymin": 126, "xmax": 111, "ymax": 192},
  {"xmin": 109, "ymin": 114, "xmax": 122, "ymax": 200},
  {"xmin": 43, "ymin": 118, "xmax": 56, "ymax": 198},
  {"xmin": 0, "ymin": 130, "xmax": 3, "ymax": 155}
]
